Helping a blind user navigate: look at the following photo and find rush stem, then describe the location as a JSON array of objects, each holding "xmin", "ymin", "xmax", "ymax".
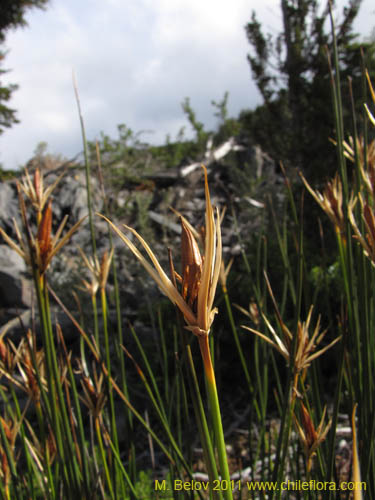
[{"xmin": 198, "ymin": 335, "xmax": 233, "ymax": 500}]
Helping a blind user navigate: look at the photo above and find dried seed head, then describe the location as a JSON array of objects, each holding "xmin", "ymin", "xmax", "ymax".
[
  {"xmin": 99, "ymin": 165, "xmax": 222, "ymax": 338},
  {"xmin": 82, "ymin": 376, "xmax": 96, "ymax": 402},
  {"xmin": 243, "ymin": 302, "xmax": 341, "ymax": 380},
  {"xmin": 181, "ymin": 218, "xmax": 202, "ymax": 311},
  {"xmin": 79, "ymin": 278, "xmax": 99, "ymax": 298},
  {"xmin": 81, "ymin": 373, "xmax": 106, "ymax": 419},
  {"xmin": 234, "ymin": 298, "xmax": 261, "ymax": 327},
  {"xmin": 294, "ymin": 402, "xmax": 331, "ymax": 474},
  {"xmin": 99, "ymin": 249, "xmax": 114, "ymax": 290},
  {"xmin": 19, "ymin": 166, "xmax": 65, "ymax": 215},
  {"xmin": 24, "ymin": 355, "xmax": 41, "ymax": 402},
  {"xmin": 219, "ymin": 257, "xmax": 233, "ymax": 293},
  {"xmin": 248, "ymin": 301, "xmax": 260, "ymax": 327},
  {"xmin": 0, "ymin": 337, "xmax": 18, "ymax": 374},
  {"xmin": 34, "ymin": 168, "xmax": 42, "ymax": 207},
  {"xmin": 1, "ymin": 174, "xmax": 85, "ymax": 278},
  {"xmin": 0, "ymin": 415, "xmax": 22, "ymax": 466},
  {"xmin": 299, "ymin": 402, "xmax": 317, "ymax": 449},
  {"xmin": 343, "ymin": 136, "xmax": 375, "ymax": 197},
  {"xmin": 37, "ymin": 200, "xmax": 52, "ymax": 271},
  {"xmin": 349, "ymin": 193, "xmax": 375, "ymax": 265},
  {"xmin": 301, "ymin": 172, "xmax": 345, "ymax": 235},
  {"xmin": 78, "ymin": 247, "xmax": 114, "ymax": 295}
]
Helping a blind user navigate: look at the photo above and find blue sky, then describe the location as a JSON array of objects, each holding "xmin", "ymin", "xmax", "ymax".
[{"xmin": 1, "ymin": 0, "xmax": 374, "ymax": 170}]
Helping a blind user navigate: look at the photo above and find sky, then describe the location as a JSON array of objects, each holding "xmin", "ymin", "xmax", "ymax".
[{"xmin": 0, "ymin": 0, "xmax": 374, "ymax": 170}]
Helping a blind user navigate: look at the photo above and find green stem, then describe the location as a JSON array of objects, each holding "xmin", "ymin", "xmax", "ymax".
[
  {"xmin": 185, "ymin": 345, "xmax": 223, "ymax": 500},
  {"xmin": 100, "ymin": 287, "xmax": 122, "ymax": 496},
  {"xmin": 95, "ymin": 418, "xmax": 114, "ymax": 500},
  {"xmin": 73, "ymin": 73, "xmax": 96, "ymax": 256},
  {"xmin": 48, "ymin": 284, "xmax": 177, "ymax": 467},
  {"xmin": 42, "ymin": 278, "xmax": 82, "ymax": 494},
  {"xmin": 198, "ymin": 335, "xmax": 233, "ymax": 500},
  {"xmin": 222, "ymin": 290, "xmax": 261, "ymax": 421}
]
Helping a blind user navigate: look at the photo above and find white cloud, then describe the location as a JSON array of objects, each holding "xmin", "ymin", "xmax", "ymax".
[
  {"xmin": 38, "ymin": 111, "xmax": 71, "ymax": 132},
  {"xmin": 0, "ymin": 0, "xmax": 373, "ymax": 170}
]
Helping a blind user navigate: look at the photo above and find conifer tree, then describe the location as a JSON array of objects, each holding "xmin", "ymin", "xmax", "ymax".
[{"xmin": 244, "ymin": 0, "xmax": 374, "ymax": 181}]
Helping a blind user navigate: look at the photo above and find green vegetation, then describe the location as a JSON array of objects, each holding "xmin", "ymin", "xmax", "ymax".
[
  {"xmin": 244, "ymin": 0, "xmax": 375, "ymax": 181},
  {"xmin": 1, "ymin": 2, "xmax": 375, "ymax": 499}
]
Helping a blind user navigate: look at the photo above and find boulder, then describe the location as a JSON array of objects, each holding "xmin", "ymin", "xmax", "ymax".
[
  {"xmin": 0, "ymin": 182, "xmax": 19, "ymax": 232},
  {"xmin": 0, "ymin": 245, "xmax": 32, "ymax": 309}
]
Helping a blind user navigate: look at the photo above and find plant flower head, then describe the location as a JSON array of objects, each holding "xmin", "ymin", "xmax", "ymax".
[
  {"xmin": 0, "ymin": 191, "xmax": 86, "ymax": 278},
  {"xmin": 80, "ymin": 370, "xmax": 107, "ymax": 421},
  {"xmin": 19, "ymin": 167, "xmax": 65, "ymax": 221},
  {"xmin": 294, "ymin": 402, "xmax": 331, "ymax": 473},
  {"xmin": 342, "ymin": 135, "xmax": 375, "ymax": 198},
  {"xmin": 300, "ymin": 172, "xmax": 345, "ymax": 236},
  {"xmin": 242, "ymin": 276, "xmax": 342, "ymax": 385},
  {"xmin": 348, "ymin": 193, "xmax": 375, "ymax": 265},
  {"xmin": 99, "ymin": 165, "xmax": 222, "ymax": 337},
  {"xmin": 78, "ymin": 247, "xmax": 114, "ymax": 297}
]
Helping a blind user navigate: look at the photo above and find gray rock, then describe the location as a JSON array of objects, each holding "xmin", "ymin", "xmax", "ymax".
[
  {"xmin": 0, "ymin": 182, "xmax": 19, "ymax": 230},
  {"xmin": 58, "ymin": 174, "xmax": 88, "ymax": 221},
  {"xmin": 0, "ymin": 138, "xmax": 282, "ymax": 327},
  {"xmin": 0, "ymin": 245, "xmax": 32, "ymax": 308}
]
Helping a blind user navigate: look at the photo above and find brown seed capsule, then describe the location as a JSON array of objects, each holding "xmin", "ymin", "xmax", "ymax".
[
  {"xmin": 37, "ymin": 200, "xmax": 52, "ymax": 271},
  {"xmin": 99, "ymin": 165, "xmax": 222, "ymax": 338},
  {"xmin": 82, "ymin": 376, "xmax": 97, "ymax": 405},
  {"xmin": 300, "ymin": 402, "xmax": 317, "ymax": 449},
  {"xmin": 181, "ymin": 218, "xmax": 202, "ymax": 311}
]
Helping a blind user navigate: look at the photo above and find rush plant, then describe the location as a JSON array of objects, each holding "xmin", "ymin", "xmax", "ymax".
[{"xmin": 0, "ymin": 9, "xmax": 373, "ymax": 498}]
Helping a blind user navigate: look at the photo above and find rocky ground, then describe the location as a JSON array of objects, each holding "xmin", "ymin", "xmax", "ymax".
[
  {"xmin": 0, "ymin": 138, "xmax": 354, "ymax": 497},
  {"xmin": 0, "ymin": 136, "xmax": 282, "ymax": 343}
]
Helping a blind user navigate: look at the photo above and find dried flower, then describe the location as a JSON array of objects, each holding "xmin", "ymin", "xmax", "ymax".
[
  {"xmin": 294, "ymin": 402, "xmax": 331, "ymax": 473},
  {"xmin": 244, "ymin": 305, "xmax": 340, "ymax": 375},
  {"xmin": 80, "ymin": 370, "xmax": 106, "ymax": 420},
  {"xmin": 37, "ymin": 200, "xmax": 53, "ymax": 271},
  {"xmin": 219, "ymin": 258, "xmax": 234, "ymax": 294},
  {"xmin": 179, "ymin": 218, "xmax": 203, "ymax": 310},
  {"xmin": 0, "ymin": 195, "xmax": 85, "ymax": 276},
  {"xmin": 0, "ymin": 417, "xmax": 16, "ymax": 447},
  {"xmin": 16, "ymin": 334, "xmax": 46, "ymax": 402},
  {"xmin": 342, "ymin": 136, "xmax": 375, "ymax": 198},
  {"xmin": 343, "ymin": 136, "xmax": 375, "ymax": 169},
  {"xmin": 78, "ymin": 247, "xmax": 114, "ymax": 297},
  {"xmin": 99, "ymin": 165, "xmax": 222, "ymax": 338},
  {"xmin": 19, "ymin": 167, "xmax": 65, "ymax": 219},
  {"xmin": 234, "ymin": 299, "xmax": 261, "ymax": 327},
  {"xmin": 0, "ymin": 416, "xmax": 20, "ymax": 489},
  {"xmin": 0, "ymin": 335, "xmax": 24, "ymax": 382},
  {"xmin": 300, "ymin": 172, "xmax": 345, "ymax": 235},
  {"xmin": 348, "ymin": 193, "xmax": 375, "ymax": 265}
]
